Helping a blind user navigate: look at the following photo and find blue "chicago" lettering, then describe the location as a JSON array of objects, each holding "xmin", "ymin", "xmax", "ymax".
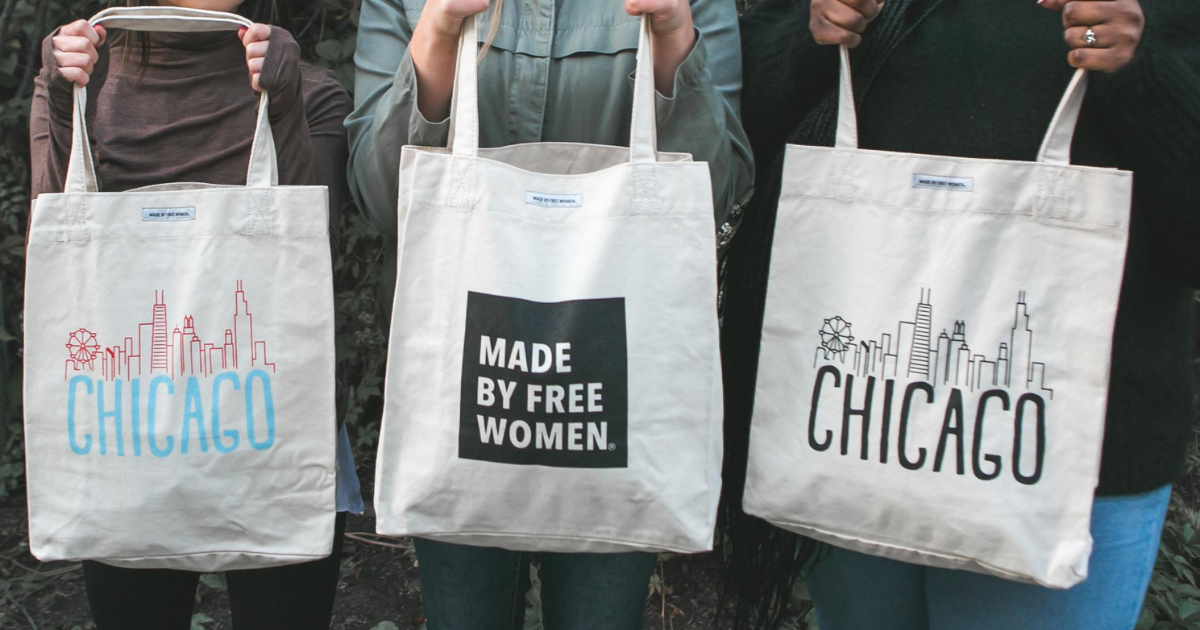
[{"xmin": 65, "ymin": 371, "xmax": 277, "ymax": 457}]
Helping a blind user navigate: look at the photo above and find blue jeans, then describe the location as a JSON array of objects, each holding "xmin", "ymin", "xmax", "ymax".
[
  {"xmin": 413, "ymin": 538, "xmax": 656, "ymax": 630},
  {"xmin": 806, "ymin": 484, "xmax": 1172, "ymax": 630}
]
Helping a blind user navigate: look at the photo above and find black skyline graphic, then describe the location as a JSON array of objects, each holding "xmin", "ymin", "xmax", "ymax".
[{"xmin": 815, "ymin": 289, "xmax": 1054, "ymax": 398}]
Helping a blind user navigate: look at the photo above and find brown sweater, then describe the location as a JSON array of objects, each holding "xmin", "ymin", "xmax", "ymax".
[{"xmin": 30, "ymin": 26, "xmax": 351, "ymax": 234}]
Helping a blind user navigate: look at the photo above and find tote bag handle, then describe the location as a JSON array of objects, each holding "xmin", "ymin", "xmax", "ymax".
[
  {"xmin": 63, "ymin": 6, "xmax": 276, "ymax": 194},
  {"xmin": 833, "ymin": 45, "xmax": 1088, "ymax": 166},
  {"xmin": 447, "ymin": 12, "xmax": 660, "ymax": 164}
]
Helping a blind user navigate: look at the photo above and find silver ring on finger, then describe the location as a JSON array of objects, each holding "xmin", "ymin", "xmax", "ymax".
[{"xmin": 1084, "ymin": 27, "xmax": 1098, "ymax": 47}]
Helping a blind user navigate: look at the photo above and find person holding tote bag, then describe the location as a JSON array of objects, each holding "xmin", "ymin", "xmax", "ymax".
[
  {"xmin": 345, "ymin": 0, "xmax": 751, "ymax": 627},
  {"xmin": 719, "ymin": 0, "xmax": 1200, "ymax": 628},
  {"xmin": 29, "ymin": 1, "xmax": 360, "ymax": 628}
]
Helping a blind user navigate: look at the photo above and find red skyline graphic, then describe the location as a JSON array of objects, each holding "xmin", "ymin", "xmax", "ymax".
[{"xmin": 64, "ymin": 281, "xmax": 277, "ymax": 381}]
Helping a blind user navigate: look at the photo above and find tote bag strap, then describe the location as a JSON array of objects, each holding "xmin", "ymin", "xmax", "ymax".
[
  {"xmin": 833, "ymin": 45, "xmax": 1089, "ymax": 166},
  {"xmin": 447, "ymin": 13, "xmax": 659, "ymax": 164},
  {"xmin": 63, "ymin": 6, "xmax": 276, "ymax": 194}
]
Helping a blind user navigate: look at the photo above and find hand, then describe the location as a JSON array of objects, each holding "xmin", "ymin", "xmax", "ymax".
[
  {"xmin": 51, "ymin": 20, "xmax": 106, "ymax": 86},
  {"xmin": 416, "ymin": 0, "xmax": 490, "ymax": 40},
  {"xmin": 239, "ymin": 24, "xmax": 272, "ymax": 92},
  {"xmin": 1039, "ymin": 0, "xmax": 1144, "ymax": 73},
  {"xmin": 624, "ymin": 0, "xmax": 696, "ymax": 96},
  {"xmin": 810, "ymin": 0, "xmax": 884, "ymax": 48}
]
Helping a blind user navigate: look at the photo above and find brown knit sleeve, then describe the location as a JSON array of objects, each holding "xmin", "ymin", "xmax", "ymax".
[
  {"xmin": 256, "ymin": 26, "xmax": 313, "ymax": 187},
  {"xmin": 30, "ymin": 28, "xmax": 109, "ymax": 199},
  {"xmin": 300, "ymin": 63, "xmax": 353, "ymax": 241}
]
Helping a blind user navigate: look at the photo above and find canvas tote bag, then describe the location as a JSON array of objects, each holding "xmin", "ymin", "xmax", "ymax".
[
  {"xmin": 24, "ymin": 6, "xmax": 337, "ymax": 571},
  {"xmin": 373, "ymin": 14, "xmax": 723, "ymax": 553},
  {"xmin": 744, "ymin": 49, "xmax": 1131, "ymax": 588}
]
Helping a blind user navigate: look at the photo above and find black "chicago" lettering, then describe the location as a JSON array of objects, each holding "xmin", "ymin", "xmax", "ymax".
[{"xmin": 806, "ymin": 365, "xmax": 1047, "ymax": 485}]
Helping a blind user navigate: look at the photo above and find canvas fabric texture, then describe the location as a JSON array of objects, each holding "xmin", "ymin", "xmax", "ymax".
[
  {"xmin": 23, "ymin": 7, "xmax": 337, "ymax": 572},
  {"xmin": 744, "ymin": 47, "xmax": 1132, "ymax": 588},
  {"xmin": 373, "ymin": 15, "xmax": 723, "ymax": 553}
]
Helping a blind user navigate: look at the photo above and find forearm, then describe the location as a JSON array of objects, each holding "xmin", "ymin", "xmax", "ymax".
[
  {"xmin": 347, "ymin": 49, "xmax": 450, "ymax": 237},
  {"xmin": 657, "ymin": 34, "xmax": 753, "ymax": 229},
  {"xmin": 409, "ymin": 17, "xmax": 461, "ymax": 122}
]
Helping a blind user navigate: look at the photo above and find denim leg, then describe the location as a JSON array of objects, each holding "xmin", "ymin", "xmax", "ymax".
[
  {"xmin": 925, "ymin": 484, "xmax": 1173, "ymax": 630},
  {"xmin": 804, "ymin": 545, "xmax": 930, "ymax": 630},
  {"xmin": 413, "ymin": 538, "xmax": 532, "ymax": 630},
  {"xmin": 538, "ymin": 551, "xmax": 657, "ymax": 630}
]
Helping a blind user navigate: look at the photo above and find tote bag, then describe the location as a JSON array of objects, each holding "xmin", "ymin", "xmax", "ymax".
[
  {"xmin": 373, "ymin": 14, "xmax": 723, "ymax": 553},
  {"xmin": 744, "ymin": 49, "xmax": 1131, "ymax": 588},
  {"xmin": 24, "ymin": 6, "xmax": 337, "ymax": 571}
]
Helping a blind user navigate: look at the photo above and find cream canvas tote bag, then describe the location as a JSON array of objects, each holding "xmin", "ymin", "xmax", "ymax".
[
  {"xmin": 744, "ymin": 49, "xmax": 1131, "ymax": 588},
  {"xmin": 24, "ymin": 7, "xmax": 337, "ymax": 571},
  {"xmin": 373, "ymin": 14, "xmax": 723, "ymax": 553}
]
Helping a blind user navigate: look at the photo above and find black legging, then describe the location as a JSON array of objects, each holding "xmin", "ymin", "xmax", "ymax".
[{"xmin": 82, "ymin": 512, "xmax": 347, "ymax": 630}]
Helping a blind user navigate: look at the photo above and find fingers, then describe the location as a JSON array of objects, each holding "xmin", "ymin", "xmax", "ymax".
[
  {"xmin": 248, "ymin": 56, "xmax": 264, "ymax": 92},
  {"xmin": 1068, "ymin": 46, "xmax": 1135, "ymax": 72},
  {"xmin": 1063, "ymin": 23, "xmax": 1136, "ymax": 50},
  {"xmin": 843, "ymin": 0, "xmax": 884, "ymax": 21},
  {"xmin": 824, "ymin": 0, "xmax": 872, "ymax": 34},
  {"xmin": 53, "ymin": 51, "xmax": 96, "ymax": 79},
  {"xmin": 57, "ymin": 66, "xmax": 91, "ymax": 87},
  {"xmin": 1061, "ymin": 1, "xmax": 1119, "ymax": 28},
  {"xmin": 810, "ymin": 0, "xmax": 882, "ymax": 48},
  {"xmin": 59, "ymin": 19, "xmax": 101, "ymax": 46},
  {"xmin": 245, "ymin": 40, "xmax": 269, "ymax": 61},
  {"xmin": 241, "ymin": 23, "xmax": 270, "ymax": 47}
]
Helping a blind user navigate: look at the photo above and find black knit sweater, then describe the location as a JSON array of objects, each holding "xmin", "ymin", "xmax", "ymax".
[{"xmin": 725, "ymin": 0, "xmax": 1200, "ymax": 509}]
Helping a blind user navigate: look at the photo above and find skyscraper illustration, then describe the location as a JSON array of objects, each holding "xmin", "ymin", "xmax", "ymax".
[
  {"xmin": 815, "ymin": 289, "xmax": 1053, "ymax": 398},
  {"xmin": 150, "ymin": 291, "xmax": 169, "ymax": 373},
  {"xmin": 64, "ymin": 282, "xmax": 277, "ymax": 381},
  {"xmin": 907, "ymin": 289, "xmax": 933, "ymax": 380}
]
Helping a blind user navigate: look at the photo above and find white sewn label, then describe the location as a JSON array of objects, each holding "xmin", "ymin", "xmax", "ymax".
[
  {"xmin": 525, "ymin": 192, "xmax": 583, "ymax": 208},
  {"xmin": 912, "ymin": 174, "xmax": 974, "ymax": 192},
  {"xmin": 142, "ymin": 207, "xmax": 197, "ymax": 222}
]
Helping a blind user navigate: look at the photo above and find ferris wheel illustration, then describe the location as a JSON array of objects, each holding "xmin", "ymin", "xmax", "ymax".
[
  {"xmin": 65, "ymin": 328, "xmax": 101, "ymax": 371},
  {"xmin": 818, "ymin": 316, "xmax": 855, "ymax": 362}
]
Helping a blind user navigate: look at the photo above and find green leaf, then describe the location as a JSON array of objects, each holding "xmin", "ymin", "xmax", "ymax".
[
  {"xmin": 316, "ymin": 39, "xmax": 342, "ymax": 62},
  {"xmin": 1182, "ymin": 600, "xmax": 1200, "ymax": 621},
  {"xmin": 369, "ymin": 623, "xmax": 400, "ymax": 630}
]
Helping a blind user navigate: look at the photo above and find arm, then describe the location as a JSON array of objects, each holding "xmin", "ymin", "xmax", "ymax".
[
  {"xmin": 1082, "ymin": 0, "xmax": 1200, "ymax": 284},
  {"xmin": 246, "ymin": 25, "xmax": 317, "ymax": 187},
  {"xmin": 654, "ymin": 0, "xmax": 755, "ymax": 230},
  {"xmin": 345, "ymin": 0, "xmax": 454, "ymax": 238},
  {"xmin": 30, "ymin": 22, "xmax": 108, "ymax": 199},
  {"xmin": 302, "ymin": 67, "xmax": 354, "ymax": 243}
]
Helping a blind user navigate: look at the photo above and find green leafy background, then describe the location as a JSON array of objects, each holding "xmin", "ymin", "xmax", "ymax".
[{"xmin": 0, "ymin": 1, "xmax": 1196, "ymax": 628}]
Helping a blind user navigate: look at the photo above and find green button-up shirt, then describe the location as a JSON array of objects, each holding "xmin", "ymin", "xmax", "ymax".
[{"xmin": 345, "ymin": 0, "xmax": 753, "ymax": 313}]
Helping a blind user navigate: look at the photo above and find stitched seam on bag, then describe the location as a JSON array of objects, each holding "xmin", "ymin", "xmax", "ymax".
[
  {"xmin": 405, "ymin": 200, "xmax": 701, "ymax": 223},
  {"xmin": 786, "ymin": 193, "xmax": 1123, "ymax": 229},
  {"xmin": 31, "ymin": 232, "xmax": 330, "ymax": 243},
  {"xmin": 82, "ymin": 550, "xmax": 332, "ymax": 560},
  {"xmin": 410, "ymin": 531, "xmax": 700, "ymax": 553},
  {"xmin": 761, "ymin": 518, "xmax": 1047, "ymax": 583}
]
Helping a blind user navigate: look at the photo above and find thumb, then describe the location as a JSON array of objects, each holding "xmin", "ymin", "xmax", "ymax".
[{"xmin": 94, "ymin": 24, "xmax": 106, "ymax": 46}]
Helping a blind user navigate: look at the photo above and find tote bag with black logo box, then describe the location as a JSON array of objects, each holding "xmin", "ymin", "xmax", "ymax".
[
  {"xmin": 744, "ymin": 48, "xmax": 1131, "ymax": 588},
  {"xmin": 23, "ymin": 7, "xmax": 337, "ymax": 572},
  {"xmin": 373, "ymin": 14, "xmax": 723, "ymax": 553}
]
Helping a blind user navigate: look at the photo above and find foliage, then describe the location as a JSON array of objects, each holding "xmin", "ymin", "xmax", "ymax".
[
  {"xmin": 1141, "ymin": 498, "xmax": 1200, "ymax": 629},
  {"xmin": 0, "ymin": 1, "xmax": 1198, "ymax": 629}
]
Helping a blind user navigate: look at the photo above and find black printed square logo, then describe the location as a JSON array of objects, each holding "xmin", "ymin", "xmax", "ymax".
[{"xmin": 459, "ymin": 292, "xmax": 628, "ymax": 468}]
